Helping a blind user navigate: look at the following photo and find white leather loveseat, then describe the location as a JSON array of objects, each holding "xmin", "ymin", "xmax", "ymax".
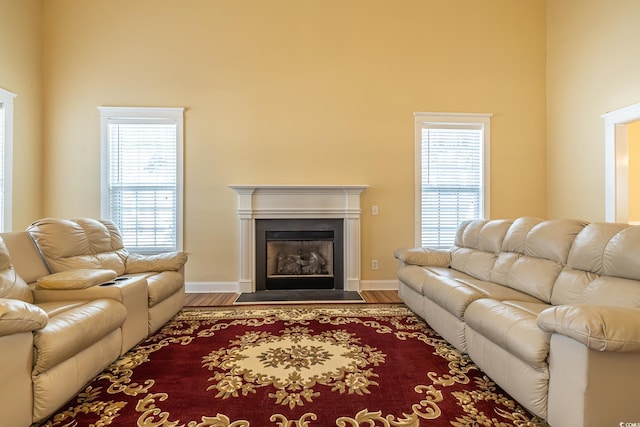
[
  {"xmin": 394, "ymin": 217, "xmax": 640, "ymax": 427},
  {"xmin": 26, "ymin": 218, "xmax": 187, "ymax": 334},
  {"xmin": 0, "ymin": 217, "xmax": 187, "ymax": 426}
]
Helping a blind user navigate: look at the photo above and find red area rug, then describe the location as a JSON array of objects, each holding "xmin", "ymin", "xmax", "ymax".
[{"xmin": 41, "ymin": 304, "xmax": 548, "ymax": 426}]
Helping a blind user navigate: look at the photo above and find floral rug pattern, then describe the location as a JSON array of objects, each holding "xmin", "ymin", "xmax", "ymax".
[{"xmin": 41, "ymin": 304, "xmax": 549, "ymax": 427}]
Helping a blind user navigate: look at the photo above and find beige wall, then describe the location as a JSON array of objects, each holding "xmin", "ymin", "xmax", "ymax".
[
  {"xmin": 629, "ymin": 121, "xmax": 640, "ymax": 223},
  {"xmin": 8, "ymin": 0, "xmax": 640, "ymax": 285},
  {"xmin": 37, "ymin": 0, "xmax": 547, "ymax": 284},
  {"xmin": 547, "ymin": 0, "xmax": 640, "ymax": 221},
  {"xmin": 0, "ymin": 0, "xmax": 43, "ymax": 230}
]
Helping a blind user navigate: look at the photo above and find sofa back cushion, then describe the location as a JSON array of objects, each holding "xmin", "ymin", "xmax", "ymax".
[
  {"xmin": 0, "ymin": 231, "xmax": 51, "ymax": 285},
  {"xmin": 26, "ymin": 218, "xmax": 129, "ymax": 275},
  {"xmin": 0, "ymin": 238, "xmax": 34, "ymax": 303},
  {"xmin": 450, "ymin": 219, "xmax": 513, "ymax": 281},
  {"xmin": 491, "ymin": 218, "xmax": 587, "ymax": 303},
  {"xmin": 552, "ymin": 223, "xmax": 640, "ymax": 307},
  {"xmin": 601, "ymin": 224, "xmax": 640, "ymax": 279},
  {"xmin": 499, "ymin": 217, "xmax": 544, "ymax": 253}
]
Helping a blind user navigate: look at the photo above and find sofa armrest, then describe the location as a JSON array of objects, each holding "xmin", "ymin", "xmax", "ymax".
[
  {"xmin": 537, "ymin": 304, "xmax": 640, "ymax": 352},
  {"xmin": 393, "ymin": 247, "xmax": 451, "ymax": 267},
  {"xmin": 36, "ymin": 269, "xmax": 118, "ymax": 290},
  {"xmin": 0, "ymin": 298, "xmax": 48, "ymax": 336},
  {"xmin": 125, "ymin": 251, "xmax": 188, "ymax": 274}
]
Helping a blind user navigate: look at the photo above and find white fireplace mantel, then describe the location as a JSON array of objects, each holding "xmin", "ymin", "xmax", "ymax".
[{"xmin": 229, "ymin": 185, "xmax": 368, "ymax": 293}]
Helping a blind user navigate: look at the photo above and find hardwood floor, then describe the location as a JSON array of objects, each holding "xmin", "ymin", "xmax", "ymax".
[
  {"xmin": 184, "ymin": 292, "xmax": 239, "ymax": 307},
  {"xmin": 184, "ymin": 290, "xmax": 402, "ymax": 307}
]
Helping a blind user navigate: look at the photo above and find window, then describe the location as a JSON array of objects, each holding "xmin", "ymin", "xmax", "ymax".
[
  {"xmin": 415, "ymin": 112, "xmax": 491, "ymax": 248},
  {"xmin": 99, "ymin": 107, "xmax": 184, "ymax": 254},
  {"xmin": 0, "ymin": 88, "xmax": 16, "ymax": 232}
]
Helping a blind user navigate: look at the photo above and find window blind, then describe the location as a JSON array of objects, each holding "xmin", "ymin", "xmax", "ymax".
[
  {"xmin": 107, "ymin": 120, "xmax": 178, "ymax": 253},
  {"xmin": 420, "ymin": 125, "xmax": 483, "ymax": 248}
]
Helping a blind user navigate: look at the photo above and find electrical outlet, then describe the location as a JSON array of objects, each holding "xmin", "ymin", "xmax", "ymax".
[{"xmin": 371, "ymin": 259, "xmax": 379, "ymax": 270}]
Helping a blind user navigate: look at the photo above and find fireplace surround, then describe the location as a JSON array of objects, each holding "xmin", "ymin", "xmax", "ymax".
[{"xmin": 230, "ymin": 185, "xmax": 368, "ymax": 293}]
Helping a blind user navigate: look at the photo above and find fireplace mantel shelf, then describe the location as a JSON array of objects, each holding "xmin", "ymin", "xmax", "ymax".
[
  {"xmin": 229, "ymin": 185, "xmax": 369, "ymax": 194},
  {"xmin": 230, "ymin": 185, "xmax": 369, "ymax": 293}
]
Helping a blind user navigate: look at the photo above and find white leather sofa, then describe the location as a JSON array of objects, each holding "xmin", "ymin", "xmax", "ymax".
[
  {"xmin": 0, "ymin": 218, "xmax": 187, "ymax": 426},
  {"xmin": 394, "ymin": 217, "xmax": 640, "ymax": 427}
]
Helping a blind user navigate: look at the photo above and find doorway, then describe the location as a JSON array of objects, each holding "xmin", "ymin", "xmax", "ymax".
[
  {"xmin": 602, "ymin": 103, "xmax": 640, "ymax": 223},
  {"xmin": 628, "ymin": 121, "xmax": 640, "ymax": 224}
]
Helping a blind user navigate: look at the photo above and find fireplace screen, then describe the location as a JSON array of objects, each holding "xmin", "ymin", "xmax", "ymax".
[
  {"xmin": 267, "ymin": 234, "xmax": 334, "ymax": 278},
  {"xmin": 255, "ymin": 219, "xmax": 344, "ymax": 291}
]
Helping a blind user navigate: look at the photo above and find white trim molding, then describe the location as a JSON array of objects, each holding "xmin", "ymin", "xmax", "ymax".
[
  {"xmin": 229, "ymin": 185, "xmax": 368, "ymax": 293},
  {"xmin": 0, "ymin": 88, "xmax": 17, "ymax": 232},
  {"xmin": 414, "ymin": 112, "xmax": 492, "ymax": 247},
  {"xmin": 186, "ymin": 281, "xmax": 241, "ymax": 293},
  {"xmin": 98, "ymin": 106, "xmax": 185, "ymax": 252},
  {"xmin": 359, "ymin": 280, "xmax": 400, "ymax": 291}
]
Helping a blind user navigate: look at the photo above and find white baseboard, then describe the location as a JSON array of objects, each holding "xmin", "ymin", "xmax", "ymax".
[
  {"xmin": 186, "ymin": 280, "xmax": 399, "ymax": 293},
  {"xmin": 359, "ymin": 280, "xmax": 400, "ymax": 291},
  {"xmin": 186, "ymin": 282, "xmax": 240, "ymax": 293}
]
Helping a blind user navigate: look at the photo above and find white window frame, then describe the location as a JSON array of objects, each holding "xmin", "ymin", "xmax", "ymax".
[
  {"xmin": 414, "ymin": 112, "xmax": 492, "ymax": 247},
  {"xmin": 0, "ymin": 88, "xmax": 16, "ymax": 232},
  {"xmin": 99, "ymin": 106, "xmax": 184, "ymax": 253}
]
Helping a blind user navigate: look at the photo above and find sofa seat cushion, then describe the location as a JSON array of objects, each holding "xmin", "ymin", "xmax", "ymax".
[
  {"xmin": 130, "ymin": 271, "xmax": 184, "ymax": 307},
  {"xmin": 398, "ymin": 264, "xmax": 490, "ymax": 298},
  {"xmin": 464, "ymin": 299, "xmax": 551, "ymax": 368},
  {"xmin": 421, "ymin": 275, "xmax": 485, "ymax": 319},
  {"xmin": 422, "ymin": 273, "xmax": 542, "ymax": 320},
  {"xmin": 424, "ymin": 265, "xmax": 479, "ymax": 281},
  {"xmin": 33, "ymin": 299, "xmax": 127, "ymax": 374},
  {"xmin": 397, "ymin": 265, "xmax": 431, "ymax": 295},
  {"xmin": 455, "ymin": 278, "xmax": 543, "ymax": 303}
]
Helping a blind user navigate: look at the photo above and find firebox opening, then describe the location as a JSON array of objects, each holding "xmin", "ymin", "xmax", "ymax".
[
  {"xmin": 267, "ymin": 233, "xmax": 334, "ymax": 278},
  {"xmin": 256, "ymin": 219, "xmax": 344, "ymax": 291}
]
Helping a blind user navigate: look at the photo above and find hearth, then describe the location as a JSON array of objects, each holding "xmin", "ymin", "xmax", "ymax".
[{"xmin": 255, "ymin": 219, "xmax": 344, "ymax": 291}]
